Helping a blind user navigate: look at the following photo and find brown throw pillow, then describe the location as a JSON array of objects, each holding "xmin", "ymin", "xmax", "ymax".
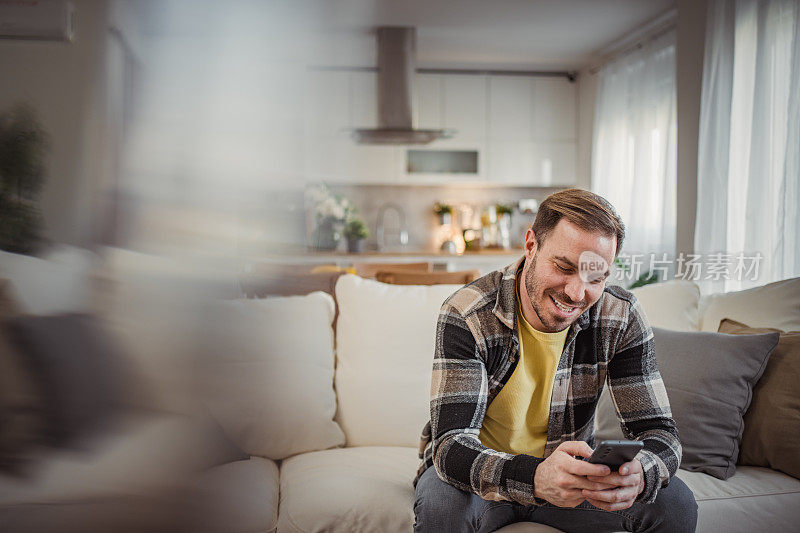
[
  {"xmin": 0, "ymin": 279, "xmax": 44, "ymax": 475},
  {"xmin": 718, "ymin": 318, "xmax": 800, "ymax": 479}
]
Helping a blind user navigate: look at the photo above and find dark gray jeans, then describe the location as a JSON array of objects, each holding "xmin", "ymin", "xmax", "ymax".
[{"xmin": 414, "ymin": 467, "xmax": 698, "ymax": 533}]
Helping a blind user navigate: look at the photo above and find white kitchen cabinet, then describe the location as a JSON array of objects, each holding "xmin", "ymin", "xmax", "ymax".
[
  {"xmin": 400, "ymin": 138, "xmax": 487, "ymax": 182},
  {"xmin": 415, "ymin": 73, "xmax": 442, "ymax": 129},
  {"xmin": 488, "ymin": 141, "xmax": 536, "ymax": 184},
  {"xmin": 486, "ymin": 75, "xmax": 577, "ymax": 184},
  {"xmin": 442, "ymin": 74, "xmax": 487, "ymax": 141},
  {"xmin": 533, "ymin": 141, "xmax": 576, "ymax": 185},
  {"xmin": 303, "ymin": 69, "xmax": 577, "ymax": 185},
  {"xmin": 305, "ymin": 138, "xmax": 399, "ymax": 183},
  {"xmin": 532, "ymin": 77, "xmax": 576, "ymax": 142},
  {"xmin": 488, "ymin": 76, "xmax": 532, "ymax": 141},
  {"xmin": 488, "ymin": 140, "xmax": 576, "ymax": 186}
]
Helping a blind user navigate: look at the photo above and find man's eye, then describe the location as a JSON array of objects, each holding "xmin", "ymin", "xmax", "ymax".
[{"xmin": 556, "ymin": 264, "xmax": 572, "ymax": 273}]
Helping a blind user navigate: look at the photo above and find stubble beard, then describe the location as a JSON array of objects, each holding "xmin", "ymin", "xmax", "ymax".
[{"xmin": 523, "ymin": 254, "xmax": 584, "ymax": 333}]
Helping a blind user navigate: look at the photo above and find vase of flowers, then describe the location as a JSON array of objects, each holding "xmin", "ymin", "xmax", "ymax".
[
  {"xmin": 306, "ymin": 184, "xmax": 351, "ymax": 251},
  {"xmin": 315, "ymin": 217, "xmax": 342, "ymax": 250},
  {"xmin": 495, "ymin": 203, "xmax": 514, "ymax": 249}
]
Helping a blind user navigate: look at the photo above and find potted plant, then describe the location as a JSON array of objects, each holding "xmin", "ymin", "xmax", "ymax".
[
  {"xmin": 433, "ymin": 202, "xmax": 453, "ymax": 225},
  {"xmin": 0, "ymin": 103, "xmax": 48, "ymax": 255},
  {"xmin": 344, "ymin": 217, "xmax": 369, "ymax": 253},
  {"xmin": 495, "ymin": 203, "xmax": 513, "ymax": 217}
]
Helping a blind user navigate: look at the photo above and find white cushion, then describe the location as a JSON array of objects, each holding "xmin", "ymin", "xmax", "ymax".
[
  {"xmin": 193, "ymin": 457, "xmax": 279, "ymax": 533},
  {"xmin": 630, "ymin": 280, "xmax": 700, "ymax": 331},
  {"xmin": 0, "ymin": 247, "xmax": 95, "ymax": 314},
  {"xmin": 699, "ymin": 276, "xmax": 800, "ymax": 332},
  {"xmin": 334, "ymin": 275, "xmax": 462, "ymax": 447},
  {"xmin": 202, "ymin": 293, "xmax": 344, "ymax": 460},
  {"xmin": 278, "ymin": 446, "xmax": 419, "ymax": 533},
  {"xmin": 677, "ymin": 466, "xmax": 800, "ymax": 532}
]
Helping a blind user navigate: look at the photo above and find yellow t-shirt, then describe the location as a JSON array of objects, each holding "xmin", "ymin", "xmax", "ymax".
[{"xmin": 478, "ymin": 290, "xmax": 568, "ymax": 457}]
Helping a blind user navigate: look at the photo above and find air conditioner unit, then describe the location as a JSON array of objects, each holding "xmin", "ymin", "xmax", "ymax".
[{"xmin": 0, "ymin": 0, "xmax": 75, "ymax": 42}]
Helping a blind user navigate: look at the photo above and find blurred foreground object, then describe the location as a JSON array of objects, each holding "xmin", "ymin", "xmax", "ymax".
[{"xmin": 0, "ymin": 245, "xmax": 251, "ymax": 531}]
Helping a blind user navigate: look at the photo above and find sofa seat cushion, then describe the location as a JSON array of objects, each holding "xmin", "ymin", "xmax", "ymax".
[
  {"xmin": 278, "ymin": 446, "xmax": 420, "ymax": 532},
  {"xmin": 676, "ymin": 465, "xmax": 800, "ymax": 500},
  {"xmin": 193, "ymin": 457, "xmax": 279, "ymax": 533},
  {"xmin": 0, "ymin": 411, "xmax": 212, "ymax": 507},
  {"xmin": 493, "ymin": 467, "xmax": 800, "ymax": 533},
  {"xmin": 277, "ymin": 447, "xmax": 800, "ymax": 533},
  {"xmin": 677, "ymin": 466, "xmax": 800, "ymax": 532}
]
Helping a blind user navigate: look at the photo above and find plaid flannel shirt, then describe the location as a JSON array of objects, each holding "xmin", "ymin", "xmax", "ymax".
[{"xmin": 413, "ymin": 256, "xmax": 681, "ymax": 506}]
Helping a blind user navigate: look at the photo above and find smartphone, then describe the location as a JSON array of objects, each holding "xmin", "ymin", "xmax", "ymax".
[{"xmin": 587, "ymin": 440, "xmax": 644, "ymax": 470}]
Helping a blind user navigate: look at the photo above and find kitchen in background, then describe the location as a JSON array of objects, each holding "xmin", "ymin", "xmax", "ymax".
[
  {"xmin": 313, "ymin": 183, "xmax": 555, "ymax": 254},
  {"xmin": 294, "ymin": 25, "xmax": 586, "ymax": 272}
]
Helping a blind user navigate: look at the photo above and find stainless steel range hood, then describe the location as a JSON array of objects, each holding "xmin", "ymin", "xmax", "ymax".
[{"xmin": 352, "ymin": 27, "xmax": 452, "ymax": 145}]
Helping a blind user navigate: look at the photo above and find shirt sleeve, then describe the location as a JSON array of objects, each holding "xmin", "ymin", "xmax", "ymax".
[
  {"xmin": 429, "ymin": 303, "xmax": 544, "ymax": 505},
  {"xmin": 606, "ymin": 294, "xmax": 682, "ymax": 504}
]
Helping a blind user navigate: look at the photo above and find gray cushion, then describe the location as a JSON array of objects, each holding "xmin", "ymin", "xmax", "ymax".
[
  {"xmin": 0, "ymin": 280, "xmax": 43, "ymax": 475},
  {"xmin": 3, "ymin": 314, "xmax": 128, "ymax": 448},
  {"xmin": 596, "ymin": 327, "xmax": 779, "ymax": 479}
]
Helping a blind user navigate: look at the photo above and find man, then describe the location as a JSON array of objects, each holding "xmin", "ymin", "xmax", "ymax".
[{"xmin": 413, "ymin": 189, "xmax": 697, "ymax": 532}]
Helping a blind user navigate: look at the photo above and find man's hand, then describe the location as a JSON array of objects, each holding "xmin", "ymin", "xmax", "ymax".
[
  {"xmin": 582, "ymin": 459, "xmax": 645, "ymax": 511},
  {"xmin": 533, "ymin": 441, "xmax": 617, "ymax": 508}
]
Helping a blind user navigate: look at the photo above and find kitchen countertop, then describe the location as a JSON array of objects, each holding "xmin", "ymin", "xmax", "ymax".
[
  {"xmin": 294, "ymin": 248, "xmax": 522, "ymax": 257},
  {"xmin": 255, "ymin": 248, "xmax": 523, "ymax": 268}
]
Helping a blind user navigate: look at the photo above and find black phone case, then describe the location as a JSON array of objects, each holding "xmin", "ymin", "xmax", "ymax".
[{"xmin": 587, "ymin": 440, "xmax": 644, "ymax": 470}]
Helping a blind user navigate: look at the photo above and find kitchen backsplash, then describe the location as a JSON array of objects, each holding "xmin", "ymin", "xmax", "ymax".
[{"xmin": 323, "ymin": 183, "xmax": 566, "ymax": 253}]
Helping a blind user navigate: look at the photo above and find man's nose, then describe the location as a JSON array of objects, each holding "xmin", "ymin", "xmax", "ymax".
[{"xmin": 564, "ymin": 275, "xmax": 586, "ymax": 304}]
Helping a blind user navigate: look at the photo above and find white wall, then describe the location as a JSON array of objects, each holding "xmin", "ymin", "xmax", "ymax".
[{"xmin": 0, "ymin": 0, "xmax": 110, "ymax": 249}]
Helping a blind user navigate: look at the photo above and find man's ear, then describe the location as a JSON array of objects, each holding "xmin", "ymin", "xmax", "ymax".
[{"xmin": 524, "ymin": 228, "xmax": 538, "ymax": 258}]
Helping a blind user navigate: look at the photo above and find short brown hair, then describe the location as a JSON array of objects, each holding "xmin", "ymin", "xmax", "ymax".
[{"xmin": 532, "ymin": 189, "xmax": 625, "ymax": 256}]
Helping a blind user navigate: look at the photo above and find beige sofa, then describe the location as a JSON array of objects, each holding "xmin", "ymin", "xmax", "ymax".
[{"xmin": 1, "ymin": 247, "xmax": 799, "ymax": 532}]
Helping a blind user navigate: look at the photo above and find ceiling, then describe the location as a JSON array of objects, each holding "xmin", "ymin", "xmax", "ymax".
[
  {"xmin": 310, "ymin": 0, "xmax": 676, "ymax": 70},
  {"xmin": 136, "ymin": 0, "xmax": 676, "ymax": 71}
]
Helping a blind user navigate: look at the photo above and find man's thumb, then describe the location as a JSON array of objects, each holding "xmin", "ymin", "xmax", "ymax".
[{"xmin": 558, "ymin": 440, "xmax": 594, "ymax": 459}]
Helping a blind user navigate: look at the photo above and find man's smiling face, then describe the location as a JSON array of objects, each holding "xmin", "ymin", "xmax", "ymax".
[{"xmin": 519, "ymin": 218, "xmax": 616, "ymax": 333}]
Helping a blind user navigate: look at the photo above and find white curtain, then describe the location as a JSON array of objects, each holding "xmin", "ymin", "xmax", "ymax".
[
  {"xmin": 592, "ymin": 31, "xmax": 677, "ymax": 263},
  {"xmin": 696, "ymin": 0, "xmax": 800, "ymax": 292}
]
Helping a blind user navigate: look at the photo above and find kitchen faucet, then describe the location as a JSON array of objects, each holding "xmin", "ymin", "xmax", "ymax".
[{"xmin": 376, "ymin": 202, "xmax": 409, "ymax": 251}]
